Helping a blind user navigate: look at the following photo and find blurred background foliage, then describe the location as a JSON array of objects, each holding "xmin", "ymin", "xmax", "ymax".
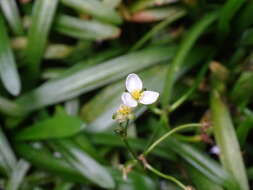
[{"xmin": 0, "ymin": 0, "xmax": 253, "ymax": 189}]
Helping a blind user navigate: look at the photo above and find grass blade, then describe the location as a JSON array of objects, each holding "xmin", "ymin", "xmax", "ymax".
[
  {"xmin": 17, "ymin": 46, "xmax": 177, "ymax": 111},
  {"xmin": 161, "ymin": 11, "xmax": 218, "ymax": 107},
  {"xmin": 186, "ymin": 164, "xmax": 223, "ymax": 190},
  {"xmin": 0, "ymin": 14, "xmax": 21, "ymax": 96},
  {"xmin": 60, "ymin": 0, "xmax": 122, "ymax": 24},
  {"xmin": 52, "ymin": 140, "xmax": 115, "ymax": 189},
  {"xmin": 54, "ymin": 15, "xmax": 120, "ymax": 40},
  {"xmin": 0, "ymin": 126, "xmax": 17, "ymax": 176},
  {"xmin": 218, "ymin": 0, "xmax": 245, "ymax": 36},
  {"xmin": 0, "ymin": 0, "xmax": 23, "ymax": 35},
  {"xmin": 0, "ymin": 96, "xmax": 24, "ymax": 117},
  {"xmin": 6, "ymin": 160, "xmax": 30, "ymax": 190},
  {"xmin": 130, "ymin": 8, "xmax": 185, "ymax": 51},
  {"xmin": 24, "ymin": 0, "xmax": 58, "ymax": 79},
  {"xmin": 166, "ymin": 138, "xmax": 240, "ymax": 190},
  {"xmin": 211, "ymin": 89, "xmax": 249, "ymax": 190},
  {"xmin": 15, "ymin": 108, "xmax": 85, "ymax": 141},
  {"xmin": 15, "ymin": 143, "xmax": 86, "ymax": 182}
]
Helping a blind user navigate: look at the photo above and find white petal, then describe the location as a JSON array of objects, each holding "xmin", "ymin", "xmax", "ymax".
[
  {"xmin": 121, "ymin": 92, "xmax": 138, "ymax": 107},
  {"xmin": 125, "ymin": 73, "xmax": 143, "ymax": 93},
  {"xmin": 139, "ymin": 91, "xmax": 159, "ymax": 105}
]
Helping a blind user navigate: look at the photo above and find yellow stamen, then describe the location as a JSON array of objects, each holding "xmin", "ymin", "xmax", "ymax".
[
  {"xmin": 118, "ymin": 105, "xmax": 132, "ymax": 115},
  {"xmin": 131, "ymin": 89, "xmax": 143, "ymax": 100}
]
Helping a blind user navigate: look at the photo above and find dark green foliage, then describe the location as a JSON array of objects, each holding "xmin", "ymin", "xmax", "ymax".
[{"xmin": 0, "ymin": 0, "xmax": 253, "ymax": 190}]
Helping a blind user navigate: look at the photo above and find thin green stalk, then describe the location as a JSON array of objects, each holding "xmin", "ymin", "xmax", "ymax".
[
  {"xmin": 146, "ymin": 163, "xmax": 188, "ymax": 190},
  {"xmin": 121, "ymin": 137, "xmax": 138, "ymax": 160},
  {"xmin": 144, "ymin": 123, "xmax": 201, "ymax": 156}
]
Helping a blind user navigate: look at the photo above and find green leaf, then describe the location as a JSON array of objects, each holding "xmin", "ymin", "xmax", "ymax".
[
  {"xmin": 186, "ymin": 164, "xmax": 223, "ymax": 190},
  {"xmin": 6, "ymin": 160, "xmax": 30, "ymax": 190},
  {"xmin": 166, "ymin": 138, "xmax": 240, "ymax": 190},
  {"xmin": 230, "ymin": 71, "xmax": 253, "ymax": 107},
  {"xmin": 0, "ymin": 14, "xmax": 21, "ymax": 96},
  {"xmin": 0, "ymin": 0, "xmax": 23, "ymax": 35},
  {"xmin": 211, "ymin": 90, "xmax": 249, "ymax": 190},
  {"xmin": 17, "ymin": 46, "xmax": 177, "ymax": 111},
  {"xmin": 52, "ymin": 139, "xmax": 115, "ymax": 189},
  {"xmin": 54, "ymin": 15, "xmax": 120, "ymax": 40},
  {"xmin": 15, "ymin": 110, "xmax": 85, "ymax": 141},
  {"xmin": 235, "ymin": 1, "xmax": 253, "ymax": 33},
  {"xmin": 24, "ymin": 0, "xmax": 59, "ymax": 78},
  {"xmin": 60, "ymin": 0, "xmax": 122, "ymax": 24},
  {"xmin": 15, "ymin": 143, "xmax": 86, "ymax": 182},
  {"xmin": 218, "ymin": 0, "xmax": 246, "ymax": 36},
  {"xmin": 161, "ymin": 11, "xmax": 218, "ymax": 107},
  {"xmin": 0, "ymin": 96, "xmax": 25, "ymax": 117},
  {"xmin": 239, "ymin": 28, "xmax": 253, "ymax": 46},
  {"xmin": 130, "ymin": 7, "xmax": 186, "ymax": 51},
  {"xmin": 236, "ymin": 109, "xmax": 253, "ymax": 146},
  {"xmin": 0, "ymin": 126, "xmax": 17, "ymax": 176}
]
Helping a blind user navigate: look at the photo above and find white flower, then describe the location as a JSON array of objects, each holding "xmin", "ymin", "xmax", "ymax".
[{"xmin": 121, "ymin": 73, "xmax": 159, "ymax": 107}]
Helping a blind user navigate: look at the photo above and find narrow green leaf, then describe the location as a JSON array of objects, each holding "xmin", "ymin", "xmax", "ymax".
[
  {"xmin": 186, "ymin": 164, "xmax": 223, "ymax": 190},
  {"xmin": 17, "ymin": 46, "xmax": 177, "ymax": 111},
  {"xmin": 0, "ymin": 14, "xmax": 21, "ymax": 96},
  {"xmin": 60, "ymin": 0, "xmax": 122, "ymax": 24},
  {"xmin": 0, "ymin": 126, "xmax": 17, "ymax": 176},
  {"xmin": 239, "ymin": 28, "xmax": 253, "ymax": 46},
  {"xmin": 0, "ymin": 0, "xmax": 23, "ymax": 35},
  {"xmin": 161, "ymin": 11, "xmax": 218, "ymax": 107},
  {"xmin": 6, "ymin": 160, "xmax": 30, "ymax": 190},
  {"xmin": 235, "ymin": 1, "xmax": 253, "ymax": 33},
  {"xmin": 15, "ymin": 143, "xmax": 86, "ymax": 182},
  {"xmin": 230, "ymin": 71, "xmax": 253, "ymax": 107},
  {"xmin": 102, "ymin": 0, "xmax": 121, "ymax": 9},
  {"xmin": 211, "ymin": 90, "xmax": 249, "ymax": 190},
  {"xmin": 52, "ymin": 140, "xmax": 115, "ymax": 189},
  {"xmin": 54, "ymin": 15, "xmax": 120, "ymax": 40},
  {"xmin": 131, "ymin": 8, "xmax": 186, "ymax": 51},
  {"xmin": 236, "ymin": 111, "xmax": 253, "ymax": 146},
  {"xmin": 0, "ymin": 96, "xmax": 25, "ymax": 117},
  {"xmin": 24, "ymin": 0, "xmax": 58, "ymax": 78},
  {"xmin": 15, "ymin": 110, "xmax": 85, "ymax": 141},
  {"xmin": 218, "ymin": 0, "xmax": 245, "ymax": 35},
  {"xmin": 166, "ymin": 138, "xmax": 240, "ymax": 190}
]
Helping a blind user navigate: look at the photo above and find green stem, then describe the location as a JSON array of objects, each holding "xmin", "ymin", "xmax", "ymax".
[
  {"xmin": 121, "ymin": 136, "xmax": 138, "ymax": 160},
  {"xmin": 146, "ymin": 163, "xmax": 188, "ymax": 190},
  {"xmin": 144, "ymin": 123, "xmax": 201, "ymax": 156}
]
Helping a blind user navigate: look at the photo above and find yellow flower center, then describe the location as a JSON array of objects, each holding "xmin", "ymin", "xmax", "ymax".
[
  {"xmin": 131, "ymin": 89, "xmax": 143, "ymax": 100},
  {"xmin": 118, "ymin": 105, "xmax": 132, "ymax": 115}
]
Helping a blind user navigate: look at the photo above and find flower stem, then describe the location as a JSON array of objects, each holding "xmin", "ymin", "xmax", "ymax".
[
  {"xmin": 146, "ymin": 163, "xmax": 188, "ymax": 190},
  {"xmin": 144, "ymin": 123, "xmax": 201, "ymax": 156},
  {"xmin": 121, "ymin": 136, "xmax": 138, "ymax": 160}
]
